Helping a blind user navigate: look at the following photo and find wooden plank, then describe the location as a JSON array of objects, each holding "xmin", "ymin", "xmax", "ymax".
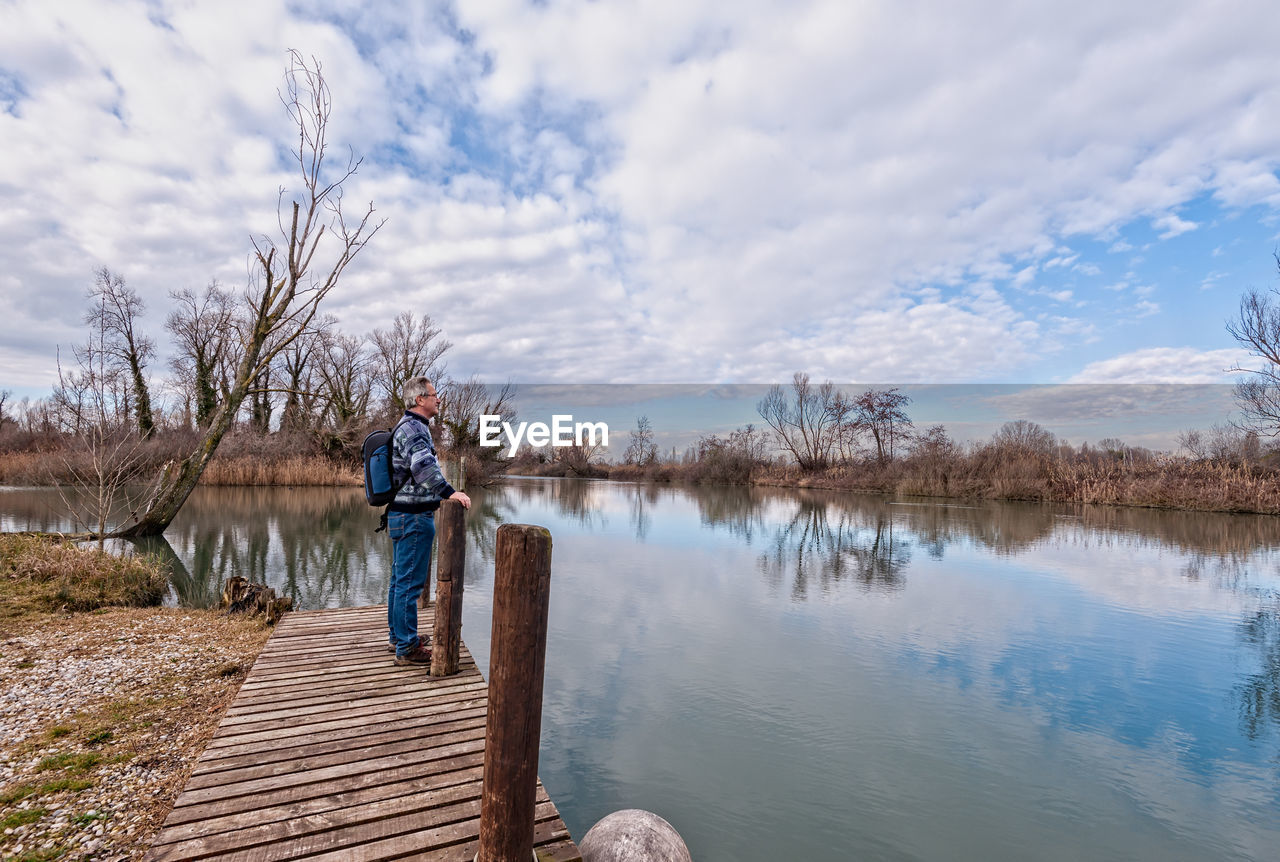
[
  {"xmin": 164, "ymin": 753, "xmax": 489, "ymax": 826},
  {"xmin": 151, "ymin": 766, "xmax": 486, "ymax": 847},
  {"xmin": 225, "ymin": 672, "xmax": 482, "ymax": 713},
  {"xmin": 193, "ymin": 708, "xmax": 489, "ymax": 772},
  {"xmin": 198, "ymin": 802, "xmax": 566, "ymax": 862},
  {"xmin": 182, "ymin": 721, "xmax": 488, "ymax": 791},
  {"xmin": 233, "ymin": 654, "xmax": 478, "ymax": 695},
  {"xmin": 145, "ymin": 605, "xmax": 580, "ymax": 862},
  {"xmin": 216, "ymin": 684, "xmax": 477, "ymax": 727},
  {"xmin": 149, "ymin": 781, "xmax": 556, "ymax": 861},
  {"xmin": 236, "ymin": 653, "xmax": 480, "ymax": 691},
  {"xmin": 201, "ymin": 692, "xmax": 489, "ymax": 752}
]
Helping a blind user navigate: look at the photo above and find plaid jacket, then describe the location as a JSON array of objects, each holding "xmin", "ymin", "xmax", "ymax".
[{"xmin": 390, "ymin": 412, "xmax": 455, "ymax": 511}]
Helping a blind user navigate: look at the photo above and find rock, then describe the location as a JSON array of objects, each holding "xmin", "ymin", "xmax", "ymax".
[{"xmin": 579, "ymin": 810, "xmax": 693, "ymax": 862}]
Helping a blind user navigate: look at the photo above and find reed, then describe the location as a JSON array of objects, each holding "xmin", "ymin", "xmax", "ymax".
[
  {"xmin": 199, "ymin": 455, "xmax": 361, "ymax": 486},
  {"xmin": 0, "ymin": 534, "xmax": 169, "ymax": 619},
  {"xmin": 586, "ymin": 447, "xmax": 1280, "ymax": 514}
]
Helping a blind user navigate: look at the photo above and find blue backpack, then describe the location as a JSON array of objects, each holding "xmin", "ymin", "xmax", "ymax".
[{"xmin": 362, "ymin": 417, "xmax": 410, "ymax": 508}]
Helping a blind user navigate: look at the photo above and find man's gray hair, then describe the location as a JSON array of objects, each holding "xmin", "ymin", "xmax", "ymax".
[{"xmin": 403, "ymin": 376, "xmax": 433, "ymax": 406}]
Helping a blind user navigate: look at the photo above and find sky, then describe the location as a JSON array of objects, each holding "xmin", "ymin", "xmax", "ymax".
[{"xmin": 3, "ymin": 0, "xmax": 1280, "ymax": 415}]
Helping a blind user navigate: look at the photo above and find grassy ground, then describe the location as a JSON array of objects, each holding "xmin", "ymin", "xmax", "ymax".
[
  {"xmin": 0, "ymin": 535, "xmax": 273, "ymax": 861},
  {"xmin": 0, "ymin": 534, "xmax": 169, "ymax": 622}
]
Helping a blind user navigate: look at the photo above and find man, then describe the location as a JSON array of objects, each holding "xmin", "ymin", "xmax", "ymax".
[{"xmin": 387, "ymin": 376, "xmax": 471, "ymax": 666}]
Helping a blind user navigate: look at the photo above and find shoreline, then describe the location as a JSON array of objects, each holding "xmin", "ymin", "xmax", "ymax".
[
  {"xmin": 4, "ymin": 450, "xmax": 1280, "ymax": 517},
  {"xmin": 510, "ymin": 465, "xmax": 1280, "ymax": 516}
]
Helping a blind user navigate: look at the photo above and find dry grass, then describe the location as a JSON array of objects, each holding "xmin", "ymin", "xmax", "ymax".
[
  {"xmin": 1048, "ymin": 459, "xmax": 1280, "ymax": 512},
  {"xmin": 0, "ymin": 534, "xmax": 169, "ymax": 622},
  {"xmin": 0, "ymin": 451, "xmax": 78, "ymax": 486},
  {"xmin": 0, "ymin": 451, "xmax": 360, "ymax": 488},
  {"xmin": 597, "ymin": 449, "xmax": 1280, "ymax": 515},
  {"xmin": 199, "ymin": 455, "xmax": 360, "ymax": 486},
  {"xmin": 770, "ymin": 455, "xmax": 1280, "ymax": 514}
]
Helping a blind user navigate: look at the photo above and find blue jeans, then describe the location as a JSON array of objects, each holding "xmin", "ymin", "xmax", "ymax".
[{"xmin": 387, "ymin": 510, "xmax": 435, "ymax": 656}]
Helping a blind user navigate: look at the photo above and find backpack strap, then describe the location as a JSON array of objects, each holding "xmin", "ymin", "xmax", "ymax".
[{"xmin": 376, "ymin": 416, "xmax": 414, "ymax": 534}]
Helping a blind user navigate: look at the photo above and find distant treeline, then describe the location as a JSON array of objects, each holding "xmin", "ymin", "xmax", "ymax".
[
  {"xmin": 516, "ymin": 375, "xmax": 1280, "ymax": 515},
  {"xmin": 6, "ymin": 343, "xmax": 1280, "ymax": 514}
]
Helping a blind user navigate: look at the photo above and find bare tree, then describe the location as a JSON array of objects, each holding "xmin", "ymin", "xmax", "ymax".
[
  {"xmin": 850, "ymin": 387, "xmax": 913, "ymax": 463},
  {"xmin": 114, "ymin": 52, "xmax": 383, "ymax": 539},
  {"xmin": 436, "ymin": 377, "xmax": 515, "ymax": 449},
  {"xmin": 52, "ymin": 344, "xmax": 109, "ymax": 435},
  {"xmin": 1228, "ymin": 255, "xmax": 1280, "ymax": 434},
  {"xmin": 0, "ymin": 389, "xmax": 11, "ymax": 430},
  {"xmin": 85, "ymin": 267, "xmax": 156, "ymax": 438},
  {"xmin": 277, "ymin": 316, "xmax": 330, "ymax": 431},
  {"xmin": 757, "ymin": 373, "xmax": 842, "ymax": 470},
  {"xmin": 316, "ymin": 328, "xmax": 375, "ymax": 441},
  {"xmin": 624, "ymin": 415, "xmax": 658, "ymax": 465},
  {"xmin": 993, "ymin": 419, "xmax": 1055, "ymax": 456},
  {"xmin": 1177, "ymin": 428, "xmax": 1207, "ymax": 459},
  {"xmin": 167, "ymin": 280, "xmax": 235, "ymax": 428},
  {"xmin": 55, "ymin": 298, "xmax": 151, "ymax": 541},
  {"xmin": 369, "ymin": 311, "xmax": 452, "ymax": 411},
  {"xmin": 552, "ymin": 440, "xmax": 605, "ymax": 475}
]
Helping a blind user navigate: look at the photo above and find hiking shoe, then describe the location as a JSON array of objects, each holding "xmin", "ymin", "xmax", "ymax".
[
  {"xmin": 387, "ymin": 635, "xmax": 428, "ymax": 653},
  {"xmin": 394, "ymin": 646, "xmax": 432, "ymax": 666}
]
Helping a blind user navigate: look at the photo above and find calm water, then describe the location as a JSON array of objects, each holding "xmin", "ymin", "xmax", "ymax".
[{"xmin": 3, "ymin": 480, "xmax": 1279, "ymax": 861}]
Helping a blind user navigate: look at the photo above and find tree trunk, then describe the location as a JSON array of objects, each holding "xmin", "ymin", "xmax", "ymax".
[
  {"xmin": 196, "ymin": 357, "xmax": 217, "ymax": 428},
  {"xmin": 129, "ymin": 356, "xmax": 155, "ymax": 439},
  {"xmin": 112, "ymin": 349, "xmax": 258, "ymax": 538}
]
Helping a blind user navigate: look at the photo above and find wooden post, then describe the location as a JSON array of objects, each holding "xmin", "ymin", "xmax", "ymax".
[
  {"xmin": 431, "ymin": 498, "xmax": 466, "ymax": 677},
  {"xmin": 477, "ymin": 524, "xmax": 553, "ymax": 862}
]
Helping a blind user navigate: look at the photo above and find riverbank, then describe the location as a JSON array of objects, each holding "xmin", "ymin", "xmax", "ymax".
[
  {"xmin": 596, "ymin": 455, "xmax": 1280, "ymax": 515},
  {"xmin": 0, "ymin": 536, "xmax": 271, "ymax": 861},
  {"xmin": 6, "ymin": 443, "xmax": 1280, "ymax": 515},
  {"xmin": 0, "ymin": 452, "xmax": 359, "ymax": 488}
]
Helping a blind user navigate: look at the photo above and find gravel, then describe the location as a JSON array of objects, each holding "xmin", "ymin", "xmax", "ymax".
[{"xmin": 0, "ymin": 608, "xmax": 271, "ymax": 861}]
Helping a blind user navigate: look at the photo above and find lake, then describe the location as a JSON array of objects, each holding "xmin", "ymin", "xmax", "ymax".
[{"xmin": 2, "ymin": 479, "xmax": 1278, "ymax": 861}]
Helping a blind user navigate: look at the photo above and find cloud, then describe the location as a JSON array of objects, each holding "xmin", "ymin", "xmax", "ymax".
[
  {"xmin": 3, "ymin": 0, "xmax": 1280, "ymax": 390},
  {"xmin": 1152, "ymin": 213, "xmax": 1198, "ymax": 239},
  {"xmin": 976, "ymin": 384, "xmax": 1239, "ymax": 448},
  {"xmin": 1067, "ymin": 347, "xmax": 1251, "ymax": 383}
]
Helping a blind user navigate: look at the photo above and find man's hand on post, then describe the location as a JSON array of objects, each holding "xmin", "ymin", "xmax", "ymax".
[{"xmin": 450, "ymin": 492, "xmax": 472, "ymax": 509}]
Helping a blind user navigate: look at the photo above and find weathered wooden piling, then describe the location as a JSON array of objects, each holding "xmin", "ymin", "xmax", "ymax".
[
  {"xmin": 477, "ymin": 524, "xmax": 553, "ymax": 862},
  {"xmin": 432, "ymin": 497, "xmax": 467, "ymax": 677}
]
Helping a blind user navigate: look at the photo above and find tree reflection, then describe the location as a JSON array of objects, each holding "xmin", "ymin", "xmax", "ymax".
[
  {"xmin": 8, "ymin": 481, "xmax": 1280, "ymax": 614},
  {"xmin": 506, "ymin": 478, "xmax": 606, "ymax": 529},
  {"xmin": 462, "ymin": 488, "xmax": 515, "ymax": 565},
  {"xmin": 1237, "ymin": 601, "xmax": 1280, "ymax": 741},
  {"xmin": 759, "ymin": 498, "xmax": 911, "ymax": 598},
  {"xmin": 627, "ymin": 484, "xmax": 658, "ymax": 542},
  {"xmin": 693, "ymin": 485, "xmax": 768, "ymax": 543},
  {"xmin": 126, "ymin": 533, "xmax": 213, "ymax": 607}
]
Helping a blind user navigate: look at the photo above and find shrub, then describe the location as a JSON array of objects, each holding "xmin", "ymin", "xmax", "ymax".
[{"xmin": 0, "ymin": 534, "xmax": 168, "ymax": 618}]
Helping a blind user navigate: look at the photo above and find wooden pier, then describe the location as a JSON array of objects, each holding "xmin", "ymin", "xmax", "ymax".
[{"xmin": 144, "ymin": 604, "xmax": 582, "ymax": 861}]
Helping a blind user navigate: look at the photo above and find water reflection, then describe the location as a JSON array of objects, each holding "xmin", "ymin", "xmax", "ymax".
[
  {"xmin": 1237, "ymin": 601, "xmax": 1280, "ymax": 742},
  {"xmin": 3, "ymin": 479, "xmax": 1280, "ymax": 859},
  {"xmin": 761, "ymin": 500, "xmax": 911, "ymax": 598},
  {"xmin": 506, "ymin": 477, "xmax": 605, "ymax": 528}
]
